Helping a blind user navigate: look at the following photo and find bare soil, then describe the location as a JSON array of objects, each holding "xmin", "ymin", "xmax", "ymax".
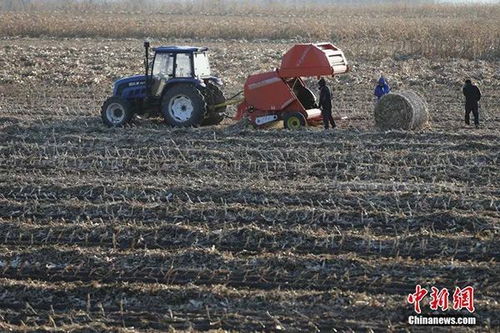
[{"xmin": 0, "ymin": 38, "xmax": 498, "ymax": 332}]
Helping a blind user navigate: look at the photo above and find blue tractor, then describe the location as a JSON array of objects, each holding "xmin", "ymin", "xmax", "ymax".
[{"xmin": 101, "ymin": 42, "xmax": 226, "ymax": 127}]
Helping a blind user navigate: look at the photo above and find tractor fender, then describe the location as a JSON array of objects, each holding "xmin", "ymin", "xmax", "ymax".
[
  {"xmin": 204, "ymin": 76, "xmax": 224, "ymax": 86},
  {"xmin": 164, "ymin": 78, "xmax": 204, "ymax": 89},
  {"xmin": 160, "ymin": 79, "xmax": 205, "ymax": 99}
]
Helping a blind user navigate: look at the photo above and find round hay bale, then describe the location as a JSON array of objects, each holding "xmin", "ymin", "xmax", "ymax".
[{"xmin": 374, "ymin": 91, "xmax": 429, "ymax": 130}]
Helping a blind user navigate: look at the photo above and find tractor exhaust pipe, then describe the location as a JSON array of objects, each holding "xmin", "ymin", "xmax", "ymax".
[
  {"xmin": 144, "ymin": 41, "xmax": 151, "ymax": 98},
  {"xmin": 144, "ymin": 41, "xmax": 150, "ymax": 77}
]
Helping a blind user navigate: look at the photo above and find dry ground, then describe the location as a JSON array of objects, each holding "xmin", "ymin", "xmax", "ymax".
[{"xmin": 0, "ymin": 37, "xmax": 499, "ymax": 332}]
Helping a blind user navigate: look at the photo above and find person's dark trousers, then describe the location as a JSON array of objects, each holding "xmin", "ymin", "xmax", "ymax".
[
  {"xmin": 322, "ymin": 109, "xmax": 336, "ymax": 129},
  {"xmin": 465, "ymin": 102, "xmax": 479, "ymax": 126}
]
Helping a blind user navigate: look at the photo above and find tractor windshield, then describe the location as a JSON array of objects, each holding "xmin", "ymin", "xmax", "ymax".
[
  {"xmin": 193, "ymin": 52, "xmax": 211, "ymax": 78},
  {"xmin": 153, "ymin": 53, "xmax": 174, "ymax": 77}
]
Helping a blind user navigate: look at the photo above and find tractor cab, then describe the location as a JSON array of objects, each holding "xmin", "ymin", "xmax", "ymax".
[{"xmin": 149, "ymin": 46, "xmax": 213, "ymax": 97}]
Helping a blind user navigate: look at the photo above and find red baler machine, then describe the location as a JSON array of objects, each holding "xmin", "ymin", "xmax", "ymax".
[{"xmin": 234, "ymin": 43, "xmax": 349, "ymax": 129}]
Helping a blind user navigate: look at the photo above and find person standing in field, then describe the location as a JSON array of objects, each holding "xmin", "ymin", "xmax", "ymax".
[
  {"xmin": 318, "ymin": 78, "xmax": 335, "ymax": 130},
  {"xmin": 463, "ymin": 79, "xmax": 481, "ymax": 128},
  {"xmin": 374, "ymin": 76, "xmax": 390, "ymax": 101}
]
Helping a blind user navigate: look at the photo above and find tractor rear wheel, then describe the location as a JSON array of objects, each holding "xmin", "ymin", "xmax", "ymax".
[
  {"xmin": 283, "ymin": 112, "xmax": 306, "ymax": 130},
  {"xmin": 202, "ymin": 82, "xmax": 226, "ymax": 126},
  {"xmin": 101, "ymin": 97, "xmax": 134, "ymax": 127},
  {"xmin": 162, "ymin": 84, "xmax": 206, "ymax": 127}
]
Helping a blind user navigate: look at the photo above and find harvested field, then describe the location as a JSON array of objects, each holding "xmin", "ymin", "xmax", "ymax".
[{"xmin": 0, "ymin": 5, "xmax": 499, "ymax": 331}]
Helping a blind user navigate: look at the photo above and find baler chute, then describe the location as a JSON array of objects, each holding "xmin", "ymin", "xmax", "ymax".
[{"xmin": 235, "ymin": 43, "xmax": 349, "ymax": 129}]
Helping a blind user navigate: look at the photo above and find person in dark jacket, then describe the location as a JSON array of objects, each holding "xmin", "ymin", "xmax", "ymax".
[
  {"xmin": 318, "ymin": 78, "xmax": 335, "ymax": 130},
  {"xmin": 374, "ymin": 76, "xmax": 390, "ymax": 101},
  {"xmin": 463, "ymin": 79, "xmax": 481, "ymax": 128}
]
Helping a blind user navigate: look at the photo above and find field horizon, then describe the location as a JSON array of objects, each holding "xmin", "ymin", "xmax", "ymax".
[{"xmin": 1, "ymin": 1, "xmax": 499, "ymax": 59}]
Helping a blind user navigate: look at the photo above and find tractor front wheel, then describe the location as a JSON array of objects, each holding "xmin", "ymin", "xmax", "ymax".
[
  {"xmin": 283, "ymin": 112, "xmax": 306, "ymax": 130},
  {"xmin": 101, "ymin": 97, "xmax": 134, "ymax": 127},
  {"xmin": 162, "ymin": 84, "xmax": 206, "ymax": 127}
]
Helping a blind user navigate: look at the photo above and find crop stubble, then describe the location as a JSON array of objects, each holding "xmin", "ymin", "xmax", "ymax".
[{"xmin": 0, "ymin": 38, "xmax": 499, "ymax": 332}]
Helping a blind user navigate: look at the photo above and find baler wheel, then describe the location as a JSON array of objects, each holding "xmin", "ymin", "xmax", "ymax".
[{"xmin": 284, "ymin": 112, "xmax": 306, "ymax": 130}]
